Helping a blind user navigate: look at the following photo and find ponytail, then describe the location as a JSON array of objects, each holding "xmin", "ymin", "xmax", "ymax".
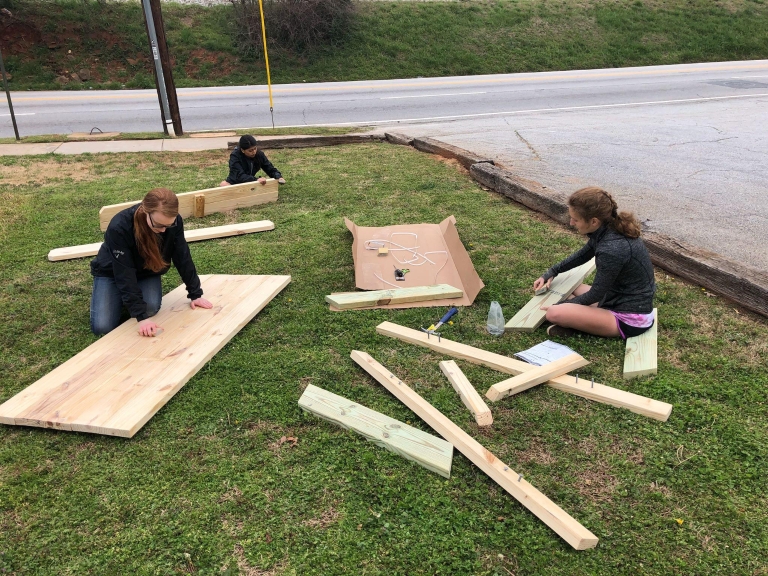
[
  {"xmin": 569, "ymin": 187, "xmax": 641, "ymax": 239},
  {"xmin": 133, "ymin": 188, "xmax": 179, "ymax": 273}
]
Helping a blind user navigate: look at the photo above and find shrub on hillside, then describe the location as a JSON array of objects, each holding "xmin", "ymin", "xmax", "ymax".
[{"xmin": 229, "ymin": 0, "xmax": 353, "ymax": 56}]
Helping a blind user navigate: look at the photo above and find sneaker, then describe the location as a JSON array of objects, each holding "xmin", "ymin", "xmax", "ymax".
[{"xmin": 546, "ymin": 324, "xmax": 585, "ymax": 338}]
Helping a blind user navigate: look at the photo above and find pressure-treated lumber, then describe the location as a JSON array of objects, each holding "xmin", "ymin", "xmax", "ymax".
[
  {"xmin": 47, "ymin": 220, "xmax": 275, "ymax": 261},
  {"xmin": 623, "ymin": 308, "xmax": 658, "ymax": 380},
  {"xmin": 298, "ymin": 384, "xmax": 453, "ymax": 477},
  {"xmin": 486, "ymin": 353, "xmax": 590, "ymax": 401},
  {"xmin": 438, "ymin": 361, "xmax": 492, "ymax": 426},
  {"xmin": 376, "ymin": 321, "xmax": 672, "ymax": 421},
  {"xmin": 505, "ymin": 259, "xmax": 596, "ymax": 332},
  {"xmin": 325, "ymin": 284, "xmax": 463, "ymax": 310},
  {"xmin": 0, "ymin": 275, "xmax": 290, "ymax": 437},
  {"xmin": 99, "ymin": 180, "xmax": 278, "ymax": 230},
  {"xmin": 351, "ymin": 350, "xmax": 598, "ymax": 550}
]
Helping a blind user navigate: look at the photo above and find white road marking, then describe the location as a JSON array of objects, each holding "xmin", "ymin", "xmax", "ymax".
[
  {"xmin": 0, "ymin": 113, "xmax": 35, "ymax": 116},
  {"xmin": 381, "ymin": 92, "xmax": 487, "ymax": 100}
]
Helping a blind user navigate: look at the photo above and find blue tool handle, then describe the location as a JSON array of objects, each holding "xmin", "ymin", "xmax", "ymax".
[{"xmin": 440, "ymin": 307, "xmax": 459, "ymax": 324}]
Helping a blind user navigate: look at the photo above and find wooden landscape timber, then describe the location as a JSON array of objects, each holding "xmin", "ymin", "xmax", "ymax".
[
  {"xmin": 325, "ymin": 284, "xmax": 463, "ymax": 310},
  {"xmin": 376, "ymin": 321, "xmax": 672, "ymax": 421},
  {"xmin": 98, "ymin": 180, "xmax": 278, "ymax": 230},
  {"xmin": 438, "ymin": 361, "xmax": 493, "ymax": 426},
  {"xmin": 298, "ymin": 384, "xmax": 453, "ymax": 478},
  {"xmin": 486, "ymin": 353, "xmax": 590, "ymax": 401},
  {"xmin": 47, "ymin": 220, "xmax": 275, "ymax": 261},
  {"xmin": 505, "ymin": 259, "xmax": 596, "ymax": 332},
  {"xmin": 351, "ymin": 350, "xmax": 598, "ymax": 550},
  {"xmin": 623, "ymin": 308, "xmax": 658, "ymax": 380},
  {"xmin": 0, "ymin": 275, "xmax": 291, "ymax": 437}
]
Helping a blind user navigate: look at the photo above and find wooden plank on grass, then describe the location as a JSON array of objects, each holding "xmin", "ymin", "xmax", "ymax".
[
  {"xmin": 376, "ymin": 321, "xmax": 672, "ymax": 421},
  {"xmin": 486, "ymin": 353, "xmax": 590, "ymax": 401},
  {"xmin": 0, "ymin": 275, "xmax": 290, "ymax": 437},
  {"xmin": 438, "ymin": 361, "xmax": 492, "ymax": 426},
  {"xmin": 298, "ymin": 384, "xmax": 453, "ymax": 478},
  {"xmin": 99, "ymin": 180, "xmax": 278, "ymax": 231},
  {"xmin": 325, "ymin": 284, "xmax": 463, "ymax": 310},
  {"xmin": 351, "ymin": 350, "xmax": 598, "ymax": 550},
  {"xmin": 48, "ymin": 220, "xmax": 275, "ymax": 261},
  {"xmin": 505, "ymin": 259, "xmax": 596, "ymax": 332},
  {"xmin": 623, "ymin": 308, "xmax": 658, "ymax": 380}
]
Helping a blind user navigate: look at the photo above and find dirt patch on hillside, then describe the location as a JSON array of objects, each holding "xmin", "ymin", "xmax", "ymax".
[{"xmin": 0, "ymin": 160, "xmax": 95, "ymax": 186}]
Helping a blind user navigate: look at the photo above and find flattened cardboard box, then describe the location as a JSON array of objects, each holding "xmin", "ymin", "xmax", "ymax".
[{"xmin": 335, "ymin": 216, "xmax": 484, "ymax": 310}]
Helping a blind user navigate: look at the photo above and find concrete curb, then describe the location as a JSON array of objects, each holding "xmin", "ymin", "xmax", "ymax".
[
  {"xmin": 227, "ymin": 134, "xmax": 385, "ymax": 150},
  {"xmin": 411, "ymin": 137, "xmax": 494, "ymax": 170},
  {"xmin": 461, "ymin": 150, "xmax": 768, "ymax": 319},
  {"xmin": 384, "ymin": 132, "xmax": 413, "ymax": 146}
]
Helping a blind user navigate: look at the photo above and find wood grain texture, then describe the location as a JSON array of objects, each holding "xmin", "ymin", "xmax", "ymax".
[
  {"xmin": 0, "ymin": 275, "xmax": 290, "ymax": 437},
  {"xmin": 194, "ymin": 194, "xmax": 205, "ymax": 218},
  {"xmin": 325, "ymin": 284, "xmax": 462, "ymax": 310},
  {"xmin": 48, "ymin": 220, "xmax": 275, "ymax": 261},
  {"xmin": 298, "ymin": 384, "xmax": 453, "ymax": 477},
  {"xmin": 351, "ymin": 351, "xmax": 597, "ymax": 550},
  {"xmin": 505, "ymin": 259, "xmax": 596, "ymax": 332},
  {"xmin": 486, "ymin": 353, "xmax": 590, "ymax": 401},
  {"xmin": 376, "ymin": 321, "xmax": 672, "ymax": 421},
  {"xmin": 98, "ymin": 180, "xmax": 278, "ymax": 230},
  {"xmin": 438, "ymin": 361, "xmax": 492, "ymax": 426},
  {"xmin": 623, "ymin": 308, "xmax": 658, "ymax": 380}
]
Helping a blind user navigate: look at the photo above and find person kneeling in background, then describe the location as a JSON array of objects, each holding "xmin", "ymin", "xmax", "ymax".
[{"xmin": 219, "ymin": 134, "xmax": 286, "ymax": 187}]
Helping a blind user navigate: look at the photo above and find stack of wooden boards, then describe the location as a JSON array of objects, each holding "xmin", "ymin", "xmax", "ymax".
[
  {"xmin": 0, "ymin": 275, "xmax": 290, "ymax": 437},
  {"xmin": 48, "ymin": 180, "xmax": 280, "ymax": 261}
]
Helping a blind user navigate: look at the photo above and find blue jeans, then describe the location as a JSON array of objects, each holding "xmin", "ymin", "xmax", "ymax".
[{"xmin": 90, "ymin": 275, "xmax": 162, "ymax": 335}]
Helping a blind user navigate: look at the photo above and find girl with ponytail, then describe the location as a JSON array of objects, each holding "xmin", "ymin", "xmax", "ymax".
[
  {"xmin": 533, "ymin": 187, "xmax": 656, "ymax": 339},
  {"xmin": 90, "ymin": 188, "xmax": 213, "ymax": 337}
]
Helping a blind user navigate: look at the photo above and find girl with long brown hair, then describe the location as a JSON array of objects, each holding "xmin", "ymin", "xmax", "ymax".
[
  {"xmin": 533, "ymin": 187, "xmax": 656, "ymax": 339},
  {"xmin": 90, "ymin": 188, "xmax": 213, "ymax": 337}
]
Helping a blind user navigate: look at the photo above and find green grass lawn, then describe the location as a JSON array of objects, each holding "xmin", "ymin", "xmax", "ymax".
[
  {"xmin": 0, "ymin": 145, "xmax": 766, "ymax": 575},
  {"xmin": 3, "ymin": 0, "xmax": 768, "ymax": 90}
]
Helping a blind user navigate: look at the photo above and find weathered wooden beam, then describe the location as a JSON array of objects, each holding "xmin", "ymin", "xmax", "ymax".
[
  {"xmin": 99, "ymin": 180, "xmax": 278, "ymax": 230},
  {"xmin": 47, "ymin": 220, "xmax": 275, "ymax": 261},
  {"xmin": 376, "ymin": 321, "xmax": 672, "ymax": 421},
  {"xmin": 351, "ymin": 350, "xmax": 598, "ymax": 550},
  {"xmin": 623, "ymin": 308, "xmax": 658, "ymax": 380},
  {"xmin": 298, "ymin": 384, "xmax": 453, "ymax": 478},
  {"xmin": 505, "ymin": 259, "xmax": 596, "ymax": 332},
  {"xmin": 438, "ymin": 361, "xmax": 492, "ymax": 426},
  {"xmin": 486, "ymin": 353, "xmax": 589, "ymax": 401},
  {"xmin": 325, "ymin": 284, "xmax": 462, "ymax": 310}
]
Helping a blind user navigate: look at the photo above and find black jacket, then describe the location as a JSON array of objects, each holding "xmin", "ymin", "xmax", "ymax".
[
  {"xmin": 543, "ymin": 224, "xmax": 656, "ymax": 313},
  {"xmin": 90, "ymin": 205, "xmax": 203, "ymax": 321},
  {"xmin": 225, "ymin": 147, "xmax": 282, "ymax": 184}
]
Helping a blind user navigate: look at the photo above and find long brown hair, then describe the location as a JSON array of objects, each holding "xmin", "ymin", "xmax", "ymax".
[
  {"xmin": 133, "ymin": 188, "xmax": 179, "ymax": 273},
  {"xmin": 568, "ymin": 187, "xmax": 641, "ymax": 238}
]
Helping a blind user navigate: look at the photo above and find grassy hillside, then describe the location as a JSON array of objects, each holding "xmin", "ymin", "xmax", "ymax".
[{"xmin": 1, "ymin": 0, "xmax": 767, "ymax": 90}]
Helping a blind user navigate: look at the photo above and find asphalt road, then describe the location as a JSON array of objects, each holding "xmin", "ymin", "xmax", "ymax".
[{"xmin": 3, "ymin": 60, "xmax": 768, "ymax": 269}]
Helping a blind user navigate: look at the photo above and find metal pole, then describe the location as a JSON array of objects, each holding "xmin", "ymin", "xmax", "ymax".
[
  {"xmin": 0, "ymin": 46, "xmax": 20, "ymax": 141},
  {"xmin": 141, "ymin": 0, "xmax": 175, "ymax": 136},
  {"xmin": 148, "ymin": 0, "xmax": 183, "ymax": 136},
  {"xmin": 258, "ymin": 0, "xmax": 275, "ymax": 129}
]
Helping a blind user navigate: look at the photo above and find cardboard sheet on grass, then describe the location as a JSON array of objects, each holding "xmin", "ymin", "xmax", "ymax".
[{"xmin": 338, "ymin": 216, "xmax": 483, "ymax": 310}]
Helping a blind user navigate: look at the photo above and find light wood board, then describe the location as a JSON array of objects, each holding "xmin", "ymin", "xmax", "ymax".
[
  {"xmin": 99, "ymin": 180, "xmax": 278, "ymax": 231},
  {"xmin": 48, "ymin": 220, "xmax": 275, "ymax": 261},
  {"xmin": 0, "ymin": 275, "xmax": 291, "ymax": 437},
  {"xmin": 376, "ymin": 321, "xmax": 672, "ymax": 421},
  {"xmin": 351, "ymin": 350, "xmax": 598, "ymax": 550},
  {"xmin": 623, "ymin": 308, "xmax": 658, "ymax": 379},
  {"xmin": 505, "ymin": 259, "xmax": 596, "ymax": 332},
  {"xmin": 486, "ymin": 353, "xmax": 590, "ymax": 401},
  {"xmin": 438, "ymin": 361, "xmax": 492, "ymax": 426},
  {"xmin": 298, "ymin": 384, "xmax": 453, "ymax": 477},
  {"xmin": 325, "ymin": 284, "xmax": 463, "ymax": 310}
]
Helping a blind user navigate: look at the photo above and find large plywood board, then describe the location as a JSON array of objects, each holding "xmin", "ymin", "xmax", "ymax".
[
  {"xmin": 48, "ymin": 220, "xmax": 275, "ymax": 262},
  {"xmin": 0, "ymin": 275, "xmax": 290, "ymax": 437},
  {"xmin": 99, "ymin": 180, "xmax": 278, "ymax": 231},
  {"xmin": 299, "ymin": 384, "xmax": 453, "ymax": 477}
]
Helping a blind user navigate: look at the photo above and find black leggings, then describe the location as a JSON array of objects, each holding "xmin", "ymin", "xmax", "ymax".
[{"xmin": 618, "ymin": 318, "xmax": 654, "ymax": 339}]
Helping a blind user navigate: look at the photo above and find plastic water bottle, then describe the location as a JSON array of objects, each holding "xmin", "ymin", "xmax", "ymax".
[{"xmin": 487, "ymin": 301, "xmax": 505, "ymax": 336}]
